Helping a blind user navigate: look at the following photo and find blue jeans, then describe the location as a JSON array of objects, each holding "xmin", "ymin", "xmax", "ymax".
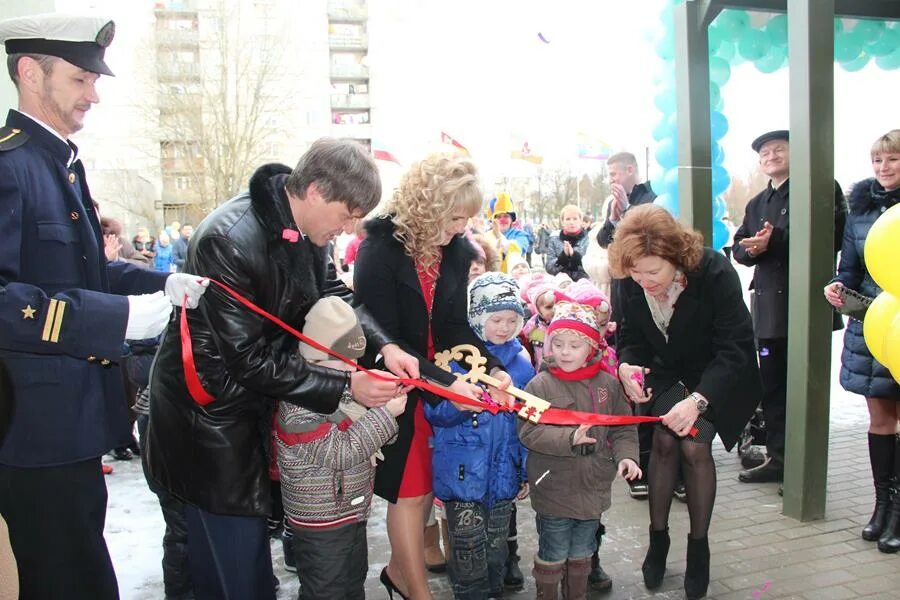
[
  {"xmin": 184, "ymin": 505, "xmax": 275, "ymax": 600},
  {"xmin": 444, "ymin": 500, "xmax": 513, "ymax": 599},
  {"xmin": 535, "ymin": 514, "xmax": 600, "ymax": 562}
]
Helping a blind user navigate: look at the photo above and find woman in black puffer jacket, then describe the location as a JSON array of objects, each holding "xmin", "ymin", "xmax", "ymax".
[{"xmin": 825, "ymin": 129, "xmax": 900, "ymax": 554}]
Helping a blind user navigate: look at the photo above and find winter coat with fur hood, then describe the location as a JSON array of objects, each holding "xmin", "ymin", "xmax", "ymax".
[{"xmin": 834, "ymin": 178, "xmax": 900, "ymax": 399}]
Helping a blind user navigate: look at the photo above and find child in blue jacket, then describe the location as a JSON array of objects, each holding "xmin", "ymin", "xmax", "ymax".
[{"xmin": 426, "ymin": 272, "xmax": 535, "ymax": 599}]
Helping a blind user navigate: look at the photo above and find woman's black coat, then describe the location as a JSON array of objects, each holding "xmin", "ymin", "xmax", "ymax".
[
  {"xmin": 616, "ymin": 249, "xmax": 762, "ymax": 450},
  {"xmin": 355, "ymin": 217, "xmax": 502, "ymax": 502}
]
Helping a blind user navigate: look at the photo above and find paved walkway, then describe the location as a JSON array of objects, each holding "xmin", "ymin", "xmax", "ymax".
[{"xmin": 110, "ymin": 334, "xmax": 900, "ymax": 599}]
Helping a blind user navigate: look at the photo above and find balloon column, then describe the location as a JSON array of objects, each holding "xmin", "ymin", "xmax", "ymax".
[
  {"xmin": 650, "ymin": 1, "xmax": 900, "ymax": 251},
  {"xmin": 862, "ymin": 204, "xmax": 900, "ymax": 384}
]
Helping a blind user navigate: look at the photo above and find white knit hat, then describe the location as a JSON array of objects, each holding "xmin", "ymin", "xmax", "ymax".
[
  {"xmin": 300, "ymin": 297, "xmax": 366, "ymax": 361},
  {"xmin": 467, "ymin": 272, "xmax": 525, "ymax": 342}
]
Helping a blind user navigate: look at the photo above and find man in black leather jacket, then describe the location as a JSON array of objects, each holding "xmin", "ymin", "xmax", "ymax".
[{"xmin": 144, "ymin": 139, "xmax": 419, "ymax": 599}]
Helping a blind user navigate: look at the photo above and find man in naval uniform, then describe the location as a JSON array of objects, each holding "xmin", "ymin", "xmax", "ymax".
[{"xmin": 0, "ymin": 14, "xmax": 208, "ymax": 598}]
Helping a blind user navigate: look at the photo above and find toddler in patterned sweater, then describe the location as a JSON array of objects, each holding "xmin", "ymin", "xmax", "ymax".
[{"xmin": 275, "ymin": 296, "xmax": 406, "ymax": 598}]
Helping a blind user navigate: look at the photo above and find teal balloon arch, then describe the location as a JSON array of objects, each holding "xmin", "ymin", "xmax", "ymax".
[{"xmin": 650, "ymin": 0, "xmax": 900, "ymax": 251}]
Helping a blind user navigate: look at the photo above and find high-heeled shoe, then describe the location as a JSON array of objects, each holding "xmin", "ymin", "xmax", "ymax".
[
  {"xmin": 380, "ymin": 567, "xmax": 410, "ymax": 600},
  {"xmin": 641, "ymin": 527, "xmax": 670, "ymax": 589}
]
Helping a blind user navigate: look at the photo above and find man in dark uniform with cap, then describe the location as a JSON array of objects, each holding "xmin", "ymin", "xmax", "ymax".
[
  {"xmin": 0, "ymin": 13, "xmax": 209, "ymax": 598},
  {"xmin": 733, "ymin": 130, "xmax": 846, "ymax": 484}
]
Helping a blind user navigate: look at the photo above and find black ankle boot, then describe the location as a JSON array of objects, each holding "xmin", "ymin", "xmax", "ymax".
[
  {"xmin": 588, "ymin": 551, "xmax": 612, "ymax": 592},
  {"xmin": 641, "ymin": 527, "xmax": 670, "ymax": 589},
  {"xmin": 879, "ymin": 490, "xmax": 900, "ymax": 553},
  {"xmin": 504, "ymin": 539, "xmax": 524, "ymax": 590},
  {"xmin": 684, "ymin": 535, "xmax": 710, "ymax": 600},
  {"xmin": 863, "ymin": 433, "xmax": 896, "ymax": 541}
]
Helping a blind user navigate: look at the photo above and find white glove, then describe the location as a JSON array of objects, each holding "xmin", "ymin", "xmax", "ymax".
[
  {"xmin": 126, "ymin": 291, "xmax": 172, "ymax": 340},
  {"xmin": 165, "ymin": 273, "xmax": 210, "ymax": 309}
]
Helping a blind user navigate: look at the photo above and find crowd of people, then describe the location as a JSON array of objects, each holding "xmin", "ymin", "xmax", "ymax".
[{"xmin": 0, "ymin": 11, "xmax": 898, "ymax": 600}]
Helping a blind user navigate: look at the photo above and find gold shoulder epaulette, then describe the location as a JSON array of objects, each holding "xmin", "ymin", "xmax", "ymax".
[{"xmin": 0, "ymin": 127, "xmax": 30, "ymax": 151}]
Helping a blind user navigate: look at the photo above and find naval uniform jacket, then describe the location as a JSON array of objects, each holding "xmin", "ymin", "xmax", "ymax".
[
  {"xmin": 145, "ymin": 163, "xmax": 395, "ymax": 516},
  {"xmin": 615, "ymin": 249, "xmax": 761, "ymax": 451},
  {"xmin": 733, "ymin": 179, "xmax": 846, "ymax": 340},
  {"xmin": 0, "ymin": 110, "xmax": 168, "ymax": 467}
]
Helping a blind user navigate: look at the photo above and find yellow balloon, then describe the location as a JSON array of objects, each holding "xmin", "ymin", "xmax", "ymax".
[
  {"xmin": 863, "ymin": 292, "xmax": 900, "ymax": 365},
  {"xmin": 865, "ymin": 203, "xmax": 900, "ymax": 296},
  {"xmin": 886, "ymin": 312, "xmax": 900, "ymax": 383}
]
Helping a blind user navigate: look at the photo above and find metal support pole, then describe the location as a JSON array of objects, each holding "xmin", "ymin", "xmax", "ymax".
[
  {"xmin": 674, "ymin": 0, "xmax": 712, "ymax": 242},
  {"xmin": 783, "ymin": 0, "xmax": 835, "ymax": 521}
]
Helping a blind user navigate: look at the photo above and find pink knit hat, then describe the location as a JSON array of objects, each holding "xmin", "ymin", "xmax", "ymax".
[
  {"xmin": 546, "ymin": 302, "xmax": 602, "ymax": 349},
  {"xmin": 555, "ymin": 279, "xmax": 611, "ymax": 320}
]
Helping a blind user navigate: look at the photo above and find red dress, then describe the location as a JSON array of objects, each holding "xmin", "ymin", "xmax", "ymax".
[{"xmin": 396, "ymin": 259, "xmax": 440, "ymax": 498}]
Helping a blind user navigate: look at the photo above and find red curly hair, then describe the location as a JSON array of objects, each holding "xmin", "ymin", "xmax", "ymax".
[{"xmin": 607, "ymin": 204, "xmax": 705, "ymax": 278}]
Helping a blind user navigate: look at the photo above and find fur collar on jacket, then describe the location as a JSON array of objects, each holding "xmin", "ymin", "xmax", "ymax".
[
  {"xmin": 249, "ymin": 163, "xmax": 296, "ymax": 240},
  {"xmin": 849, "ymin": 177, "xmax": 900, "ymax": 215}
]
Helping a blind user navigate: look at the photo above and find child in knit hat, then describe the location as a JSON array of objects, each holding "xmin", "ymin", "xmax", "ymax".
[
  {"xmin": 519, "ymin": 302, "xmax": 641, "ymax": 599},
  {"xmin": 521, "ymin": 281, "xmax": 557, "ymax": 371},
  {"xmin": 275, "ymin": 296, "xmax": 406, "ymax": 599},
  {"xmin": 425, "ymin": 272, "xmax": 535, "ymax": 596}
]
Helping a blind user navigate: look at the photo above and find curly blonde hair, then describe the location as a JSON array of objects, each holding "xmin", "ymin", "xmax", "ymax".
[
  {"xmin": 607, "ymin": 204, "xmax": 704, "ymax": 278},
  {"xmin": 383, "ymin": 153, "xmax": 483, "ymax": 270}
]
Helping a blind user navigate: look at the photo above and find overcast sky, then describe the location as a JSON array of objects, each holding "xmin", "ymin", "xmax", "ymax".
[{"xmin": 369, "ymin": 0, "xmax": 899, "ymax": 192}]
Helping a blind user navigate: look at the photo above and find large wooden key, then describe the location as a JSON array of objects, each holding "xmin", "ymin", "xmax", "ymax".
[{"xmin": 433, "ymin": 344, "xmax": 552, "ymax": 423}]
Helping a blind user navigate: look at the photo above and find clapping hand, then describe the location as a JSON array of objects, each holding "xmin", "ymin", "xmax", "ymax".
[
  {"xmin": 609, "ymin": 184, "xmax": 628, "ymax": 220},
  {"xmin": 738, "ymin": 221, "xmax": 774, "ymax": 256}
]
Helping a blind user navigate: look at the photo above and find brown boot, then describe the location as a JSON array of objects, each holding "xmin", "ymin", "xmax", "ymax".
[
  {"xmin": 533, "ymin": 558, "xmax": 564, "ymax": 600},
  {"xmin": 424, "ymin": 521, "xmax": 447, "ymax": 573},
  {"xmin": 564, "ymin": 557, "xmax": 592, "ymax": 600}
]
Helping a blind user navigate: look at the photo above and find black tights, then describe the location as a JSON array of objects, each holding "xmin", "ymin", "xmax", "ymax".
[{"xmin": 647, "ymin": 426, "xmax": 716, "ymax": 539}]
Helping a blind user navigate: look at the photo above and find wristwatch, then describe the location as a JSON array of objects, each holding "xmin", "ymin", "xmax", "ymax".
[{"xmin": 690, "ymin": 392, "xmax": 709, "ymax": 414}]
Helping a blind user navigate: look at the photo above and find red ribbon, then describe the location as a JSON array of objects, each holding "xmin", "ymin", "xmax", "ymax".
[{"xmin": 180, "ymin": 279, "xmax": 664, "ymax": 428}]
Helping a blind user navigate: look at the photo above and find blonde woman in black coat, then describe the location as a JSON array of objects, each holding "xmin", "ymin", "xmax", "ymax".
[
  {"xmin": 608, "ymin": 205, "xmax": 760, "ymax": 600},
  {"xmin": 355, "ymin": 154, "xmax": 511, "ymax": 599}
]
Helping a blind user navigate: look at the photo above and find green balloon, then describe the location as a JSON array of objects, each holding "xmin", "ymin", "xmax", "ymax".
[
  {"xmin": 755, "ymin": 47, "xmax": 787, "ymax": 74},
  {"xmin": 766, "ymin": 15, "xmax": 788, "ymax": 47},
  {"xmin": 840, "ymin": 52, "xmax": 870, "ymax": 72},
  {"xmin": 709, "ymin": 56, "xmax": 731, "ymax": 86},
  {"xmin": 715, "ymin": 10, "xmax": 750, "ymax": 41},
  {"xmin": 855, "ymin": 20, "xmax": 886, "ymax": 44},
  {"xmin": 738, "ymin": 29, "xmax": 770, "ymax": 61},
  {"xmin": 834, "ymin": 18, "xmax": 844, "ymax": 36},
  {"xmin": 835, "ymin": 30, "xmax": 865, "ymax": 63},
  {"xmin": 875, "ymin": 47, "xmax": 900, "ymax": 70},
  {"xmin": 716, "ymin": 40, "xmax": 736, "ymax": 63},
  {"xmin": 656, "ymin": 31, "xmax": 675, "ymax": 61},
  {"xmin": 869, "ymin": 27, "xmax": 900, "ymax": 57},
  {"xmin": 707, "ymin": 25, "xmax": 725, "ymax": 54},
  {"xmin": 709, "ymin": 82, "xmax": 721, "ymax": 109}
]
